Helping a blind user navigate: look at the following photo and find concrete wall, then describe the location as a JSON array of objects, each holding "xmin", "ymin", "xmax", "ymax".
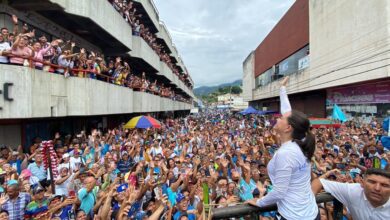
[
  {"xmin": 246, "ymin": 0, "xmax": 390, "ymax": 102},
  {"xmin": 50, "ymin": 0, "xmax": 133, "ymax": 50},
  {"xmin": 133, "ymin": 0, "xmax": 160, "ymax": 31},
  {"xmin": 242, "ymin": 52, "xmax": 255, "ymax": 102},
  {"xmin": 0, "ymin": 65, "xmax": 192, "ymax": 119},
  {"xmin": 308, "ymin": 0, "xmax": 390, "ymax": 90},
  {"xmin": 130, "ymin": 36, "xmax": 161, "ymax": 71}
]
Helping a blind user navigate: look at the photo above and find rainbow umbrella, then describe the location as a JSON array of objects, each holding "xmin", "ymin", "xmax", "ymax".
[{"xmin": 123, "ymin": 116, "xmax": 161, "ymax": 129}]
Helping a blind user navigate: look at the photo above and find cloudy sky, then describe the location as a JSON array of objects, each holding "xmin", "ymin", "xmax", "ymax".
[{"xmin": 154, "ymin": 0, "xmax": 294, "ymax": 87}]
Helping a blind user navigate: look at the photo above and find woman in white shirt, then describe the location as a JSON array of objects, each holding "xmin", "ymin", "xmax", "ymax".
[{"xmin": 247, "ymin": 77, "xmax": 319, "ymax": 220}]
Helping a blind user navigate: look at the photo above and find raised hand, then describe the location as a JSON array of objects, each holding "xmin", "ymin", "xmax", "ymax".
[
  {"xmin": 12, "ymin": 14, "xmax": 18, "ymax": 24},
  {"xmin": 280, "ymin": 76, "xmax": 289, "ymax": 87}
]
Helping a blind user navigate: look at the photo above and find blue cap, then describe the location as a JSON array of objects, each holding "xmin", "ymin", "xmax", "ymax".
[
  {"xmin": 7, "ymin": 180, "xmax": 18, "ymax": 186},
  {"xmin": 176, "ymin": 193, "xmax": 185, "ymax": 203},
  {"xmin": 117, "ymin": 183, "xmax": 128, "ymax": 193}
]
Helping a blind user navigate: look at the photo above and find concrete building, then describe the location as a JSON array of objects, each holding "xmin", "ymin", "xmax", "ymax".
[
  {"xmin": 217, "ymin": 93, "xmax": 248, "ymax": 110},
  {"xmin": 243, "ymin": 0, "xmax": 390, "ymax": 120},
  {"xmin": 0, "ymin": 0, "xmax": 194, "ymax": 147}
]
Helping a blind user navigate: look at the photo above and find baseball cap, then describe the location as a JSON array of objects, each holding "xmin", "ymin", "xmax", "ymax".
[
  {"xmin": 62, "ymin": 153, "xmax": 70, "ymax": 159},
  {"xmin": 21, "ymin": 169, "xmax": 32, "ymax": 178},
  {"xmin": 48, "ymin": 195, "xmax": 63, "ymax": 204},
  {"xmin": 117, "ymin": 183, "xmax": 128, "ymax": 193},
  {"xmin": 176, "ymin": 193, "xmax": 185, "ymax": 204},
  {"xmin": 32, "ymin": 185, "xmax": 45, "ymax": 195}
]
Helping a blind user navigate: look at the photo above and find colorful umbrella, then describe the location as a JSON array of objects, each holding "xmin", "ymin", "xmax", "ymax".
[
  {"xmin": 123, "ymin": 116, "xmax": 161, "ymax": 129},
  {"xmin": 309, "ymin": 118, "xmax": 341, "ymax": 129}
]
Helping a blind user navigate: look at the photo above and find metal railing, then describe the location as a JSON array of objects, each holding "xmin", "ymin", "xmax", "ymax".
[{"xmin": 212, "ymin": 193, "xmax": 343, "ymax": 220}]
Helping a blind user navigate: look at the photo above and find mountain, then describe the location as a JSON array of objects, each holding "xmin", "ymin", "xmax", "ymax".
[{"xmin": 194, "ymin": 79, "xmax": 242, "ymax": 96}]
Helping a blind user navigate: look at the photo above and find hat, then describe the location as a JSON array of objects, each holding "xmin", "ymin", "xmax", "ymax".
[
  {"xmin": 117, "ymin": 183, "xmax": 128, "ymax": 193},
  {"xmin": 7, "ymin": 180, "xmax": 18, "ymax": 186},
  {"xmin": 21, "ymin": 169, "xmax": 32, "ymax": 178},
  {"xmin": 48, "ymin": 195, "xmax": 63, "ymax": 204},
  {"xmin": 176, "ymin": 193, "xmax": 185, "ymax": 204},
  {"xmin": 32, "ymin": 185, "xmax": 45, "ymax": 195},
  {"xmin": 252, "ymin": 188, "xmax": 260, "ymax": 197},
  {"xmin": 12, "ymin": 151, "xmax": 19, "ymax": 156},
  {"xmin": 62, "ymin": 153, "xmax": 70, "ymax": 159},
  {"xmin": 121, "ymin": 151, "xmax": 128, "ymax": 157}
]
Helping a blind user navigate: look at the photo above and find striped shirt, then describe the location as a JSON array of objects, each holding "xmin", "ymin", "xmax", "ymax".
[
  {"xmin": 1, "ymin": 192, "xmax": 31, "ymax": 220},
  {"xmin": 27, "ymin": 162, "xmax": 47, "ymax": 181}
]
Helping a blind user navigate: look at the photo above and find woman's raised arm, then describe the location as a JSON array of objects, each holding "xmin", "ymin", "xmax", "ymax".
[{"xmin": 280, "ymin": 76, "xmax": 292, "ymax": 114}]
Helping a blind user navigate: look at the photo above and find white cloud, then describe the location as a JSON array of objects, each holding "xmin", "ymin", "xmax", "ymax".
[{"xmin": 154, "ymin": 0, "xmax": 295, "ymax": 86}]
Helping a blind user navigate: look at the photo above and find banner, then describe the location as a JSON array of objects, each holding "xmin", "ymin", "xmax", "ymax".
[{"xmin": 327, "ymin": 81, "xmax": 390, "ymax": 104}]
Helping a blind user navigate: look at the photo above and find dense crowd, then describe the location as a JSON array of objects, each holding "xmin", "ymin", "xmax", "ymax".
[
  {"xmin": 0, "ymin": 108, "xmax": 388, "ymax": 220},
  {"xmin": 109, "ymin": 0, "xmax": 192, "ymax": 88},
  {"xmin": 0, "ymin": 15, "xmax": 190, "ymax": 103}
]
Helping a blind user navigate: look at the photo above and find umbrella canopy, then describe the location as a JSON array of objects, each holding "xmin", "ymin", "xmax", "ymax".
[
  {"xmin": 257, "ymin": 110, "xmax": 278, "ymax": 115},
  {"xmin": 309, "ymin": 118, "xmax": 341, "ymax": 128},
  {"xmin": 123, "ymin": 116, "xmax": 161, "ymax": 129},
  {"xmin": 239, "ymin": 106, "xmax": 258, "ymax": 115}
]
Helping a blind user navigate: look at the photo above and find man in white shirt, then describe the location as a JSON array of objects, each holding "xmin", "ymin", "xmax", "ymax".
[
  {"xmin": 312, "ymin": 168, "xmax": 390, "ymax": 220},
  {"xmin": 0, "ymin": 34, "xmax": 11, "ymax": 63}
]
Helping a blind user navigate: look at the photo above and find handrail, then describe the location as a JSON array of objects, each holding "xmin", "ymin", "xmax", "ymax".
[
  {"xmin": 211, "ymin": 193, "xmax": 343, "ymax": 220},
  {"xmin": 0, "ymin": 54, "xmax": 192, "ymax": 104}
]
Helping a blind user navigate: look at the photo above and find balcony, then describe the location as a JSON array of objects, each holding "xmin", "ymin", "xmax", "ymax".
[{"xmin": 0, "ymin": 65, "xmax": 192, "ymax": 119}]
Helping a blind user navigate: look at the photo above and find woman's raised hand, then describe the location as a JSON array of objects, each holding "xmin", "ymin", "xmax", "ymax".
[{"xmin": 280, "ymin": 76, "xmax": 289, "ymax": 87}]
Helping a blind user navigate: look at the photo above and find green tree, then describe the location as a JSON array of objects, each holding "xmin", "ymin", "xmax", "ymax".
[{"xmin": 231, "ymin": 86, "xmax": 242, "ymax": 94}]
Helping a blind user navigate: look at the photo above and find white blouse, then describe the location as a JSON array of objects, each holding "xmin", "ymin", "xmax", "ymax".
[{"xmin": 256, "ymin": 86, "xmax": 318, "ymax": 219}]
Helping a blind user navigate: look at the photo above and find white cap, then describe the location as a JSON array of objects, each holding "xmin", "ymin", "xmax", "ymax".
[{"xmin": 62, "ymin": 153, "xmax": 70, "ymax": 159}]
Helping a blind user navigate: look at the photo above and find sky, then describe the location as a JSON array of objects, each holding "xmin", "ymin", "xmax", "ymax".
[{"xmin": 154, "ymin": 0, "xmax": 295, "ymax": 87}]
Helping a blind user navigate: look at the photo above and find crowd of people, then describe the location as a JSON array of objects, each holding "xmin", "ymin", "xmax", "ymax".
[
  {"xmin": 109, "ymin": 0, "xmax": 192, "ymax": 88},
  {"xmin": 0, "ymin": 84, "xmax": 389, "ymax": 220},
  {"xmin": 0, "ymin": 14, "xmax": 191, "ymax": 103}
]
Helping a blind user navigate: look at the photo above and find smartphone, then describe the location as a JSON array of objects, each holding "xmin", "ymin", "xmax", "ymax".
[{"xmin": 69, "ymin": 190, "xmax": 76, "ymax": 197}]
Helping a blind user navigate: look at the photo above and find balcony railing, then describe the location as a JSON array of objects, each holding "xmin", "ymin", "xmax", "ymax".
[
  {"xmin": 211, "ymin": 193, "xmax": 343, "ymax": 220},
  {"xmin": 0, "ymin": 54, "xmax": 191, "ymax": 104}
]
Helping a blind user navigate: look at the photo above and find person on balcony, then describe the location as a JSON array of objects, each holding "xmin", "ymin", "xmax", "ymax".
[
  {"xmin": 10, "ymin": 33, "xmax": 33, "ymax": 66},
  {"xmin": 30, "ymin": 39, "xmax": 62, "ymax": 70},
  {"xmin": 246, "ymin": 76, "xmax": 319, "ymax": 220}
]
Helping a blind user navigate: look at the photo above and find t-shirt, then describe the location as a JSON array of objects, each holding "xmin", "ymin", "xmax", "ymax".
[
  {"xmin": 55, "ymin": 174, "xmax": 74, "ymax": 196},
  {"xmin": 239, "ymin": 178, "xmax": 256, "ymax": 201},
  {"xmin": 173, "ymin": 206, "xmax": 196, "ymax": 220},
  {"xmin": 25, "ymin": 199, "xmax": 49, "ymax": 220},
  {"xmin": 0, "ymin": 41, "xmax": 11, "ymax": 63},
  {"xmin": 78, "ymin": 187, "xmax": 98, "ymax": 215},
  {"xmin": 50, "ymin": 205, "xmax": 73, "ymax": 220},
  {"xmin": 11, "ymin": 46, "xmax": 32, "ymax": 65}
]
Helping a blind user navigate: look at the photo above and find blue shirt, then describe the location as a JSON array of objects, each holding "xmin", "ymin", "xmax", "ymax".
[
  {"xmin": 78, "ymin": 187, "xmax": 97, "ymax": 215},
  {"xmin": 27, "ymin": 162, "xmax": 47, "ymax": 181},
  {"xmin": 173, "ymin": 205, "xmax": 195, "ymax": 220},
  {"xmin": 239, "ymin": 178, "xmax": 256, "ymax": 201}
]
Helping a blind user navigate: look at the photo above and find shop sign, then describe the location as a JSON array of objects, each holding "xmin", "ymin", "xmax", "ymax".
[{"xmin": 327, "ymin": 82, "xmax": 390, "ymax": 104}]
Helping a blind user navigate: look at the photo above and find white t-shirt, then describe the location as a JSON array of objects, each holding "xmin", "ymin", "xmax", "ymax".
[
  {"xmin": 69, "ymin": 157, "xmax": 83, "ymax": 171},
  {"xmin": 320, "ymin": 179, "xmax": 390, "ymax": 220},
  {"xmin": 55, "ymin": 173, "xmax": 74, "ymax": 196},
  {"xmin": 0, "ymin": 42, "xmax": 11, "ymax": 63}
]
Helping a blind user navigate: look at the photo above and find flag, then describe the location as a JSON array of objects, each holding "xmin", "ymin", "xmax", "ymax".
[{"xmin": 332, "ymin": 104, "xmax": 347, "ymax": 123}]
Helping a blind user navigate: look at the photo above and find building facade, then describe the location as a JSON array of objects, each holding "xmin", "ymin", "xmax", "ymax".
[
  {"xmin": 0, "ymin": 0, "xmax": 194, "ymax": 147},
  {"xmin": 243, "ymin": 0, "xmax": 390, "ymax": 119}
]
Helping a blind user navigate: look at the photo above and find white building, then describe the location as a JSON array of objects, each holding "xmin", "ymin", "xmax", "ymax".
[
  {"xmin": 243, "ymin": 0, "xmax": 390, "ymax": 119},
  {"xmin": 0, "ymin": 0, "xmax": 194, "ymax": 147}
]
